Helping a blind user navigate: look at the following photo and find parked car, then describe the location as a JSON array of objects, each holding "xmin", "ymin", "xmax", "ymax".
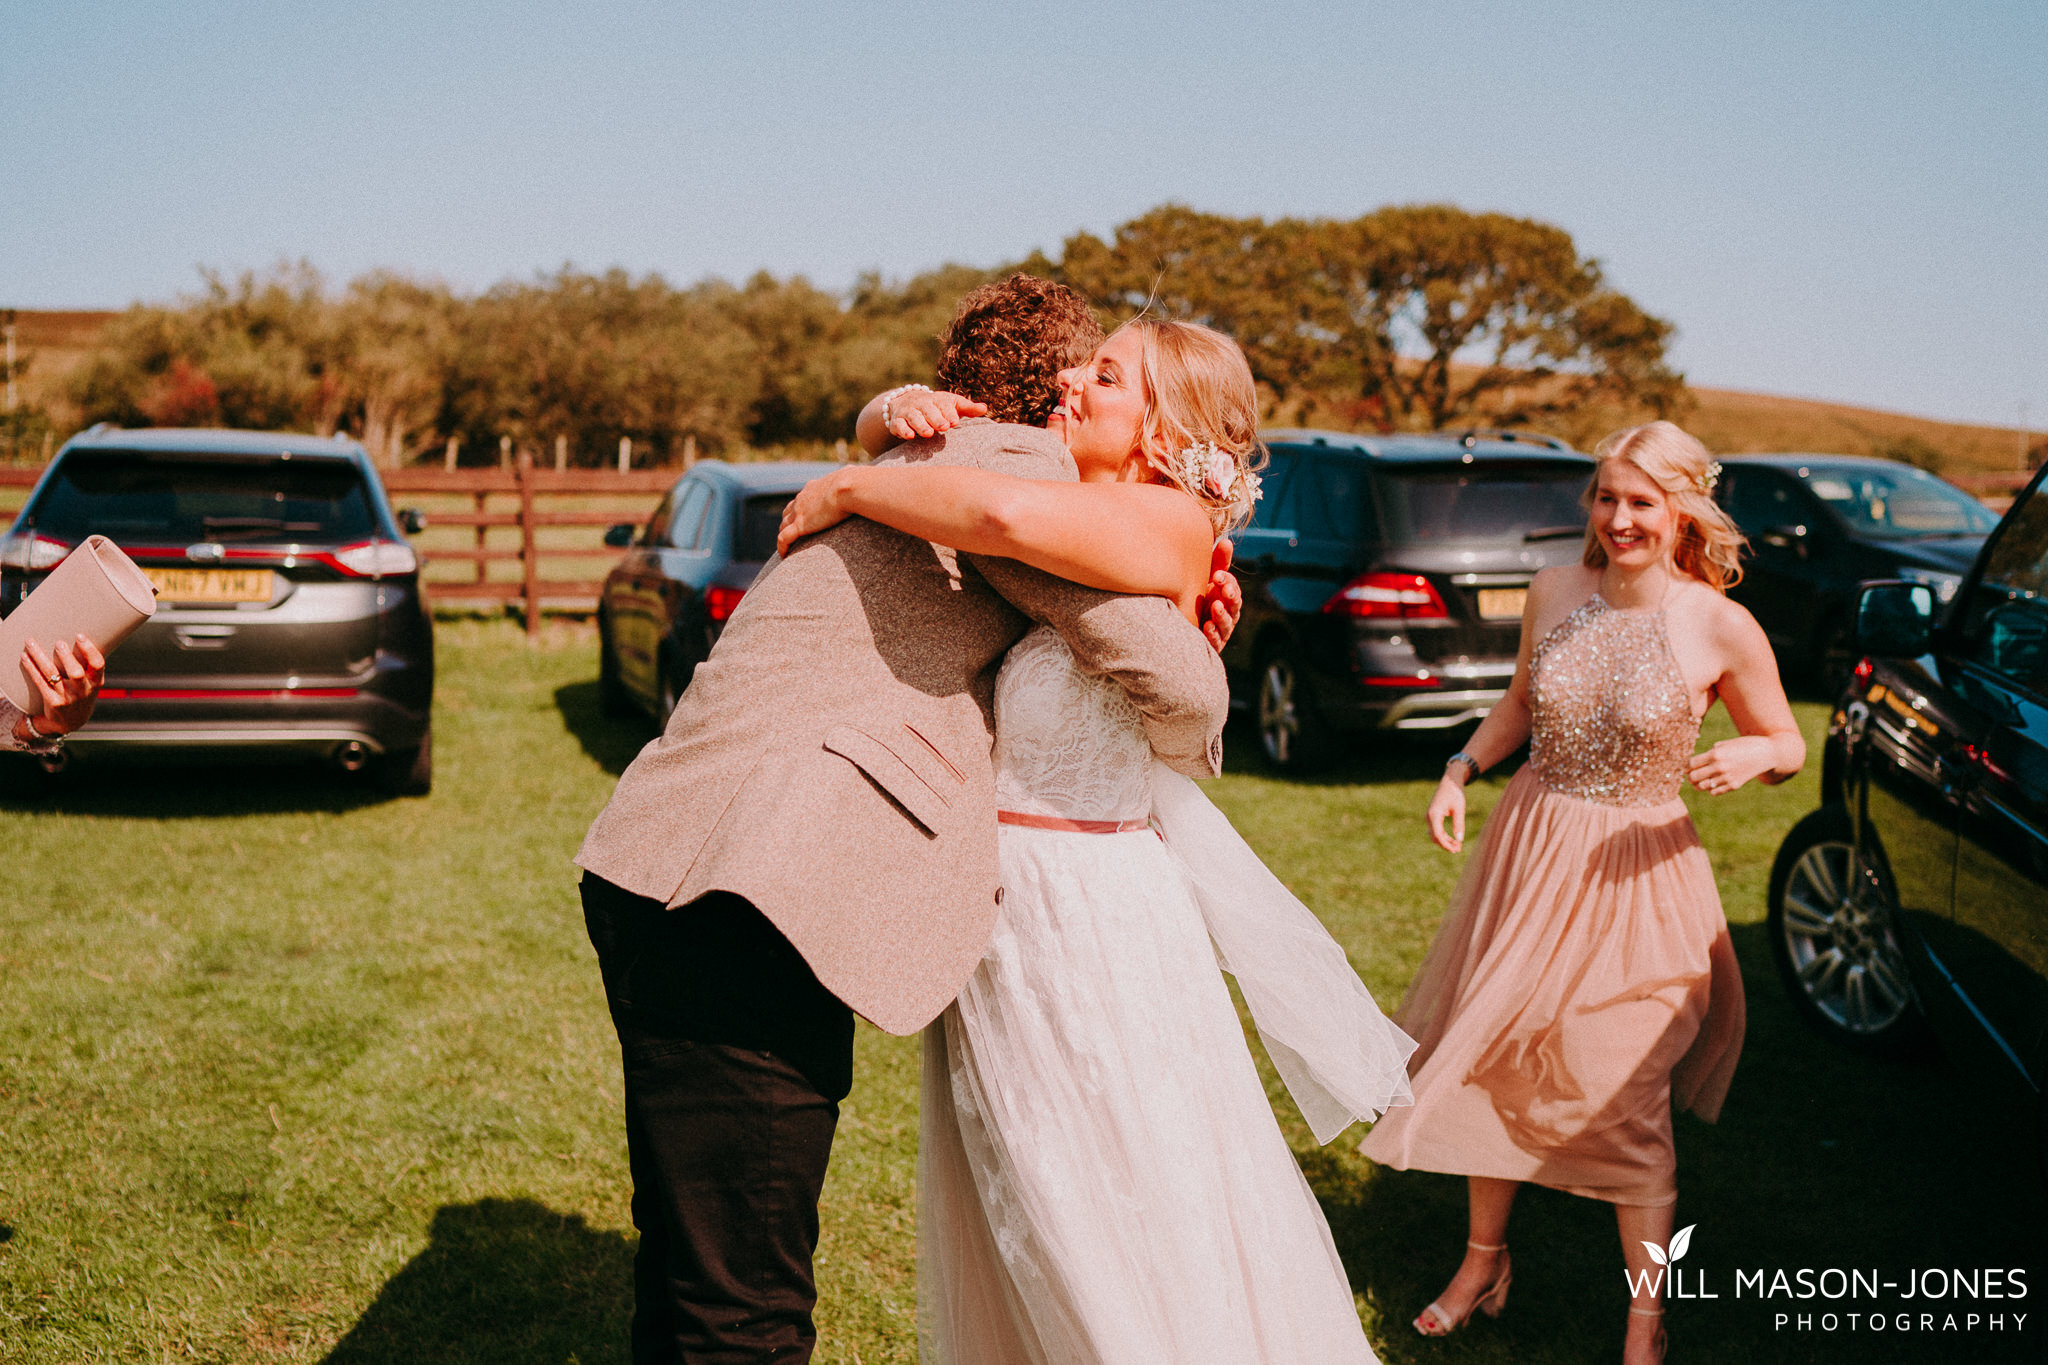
[
  {"xmin": 1219, "ymin": 429, "xmax": 1595, "ymax": 771},
  {"xmin": 0, "ymin": 426, "xmax": 434, "ymax": 791},
  {"xmin": 1713, "ymin": 454, "xmax": 1997, "ymax": 690},
  {"xmin": 1768, "ymin": 465, "xmax": 2048, "ymax": 1162},
  {"xmin": 597, "ymin": 460, "xmax": 836, "ymax": 726}
]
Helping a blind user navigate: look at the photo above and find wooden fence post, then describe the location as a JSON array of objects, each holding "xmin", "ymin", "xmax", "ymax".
[
  {"xmin": 683, "ymin": 434, "xmax": 696, "ymax": 469},
  {"xmin": 618, "ymin": 436, "xmax": 631, "ymax": 474},
  {"xmin": 518, "ymin": 451, "xmax": 539, "ymax": 637},
  {"xmin": 499, "ymin": 434, "xmax": 512, "ymax": 470},
  {"xmin": 555, "ymin": 434, "xmax": 568, "ymax": 472},
  {"xmin": 473, "ymin": 490, "xmax": 489, "ymax": 586},
  {"xmin": 444, "ymin": 436, "xmax": 459, "ymax": 471}
]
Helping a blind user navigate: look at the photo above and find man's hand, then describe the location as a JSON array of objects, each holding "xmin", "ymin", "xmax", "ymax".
[
  {"xmin": 14, "ymin": 635, "xmax": 105, "ymax": 743},
  {"xmin": 1197, "ymin": 540, "xmax": 1243, "ymax": 653}
]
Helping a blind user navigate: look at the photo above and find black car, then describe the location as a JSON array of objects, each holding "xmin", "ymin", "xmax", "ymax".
[
  {"xmin": 597, "ymin": 460, "xmax": 836, "ymax": 726},
  {"xmin": 1220, "ymin": 429, "xmax": 1595, "ymax": 771},
  {"xmin": 1714, "ymin": 454, "xmax": 1997, "ymax": 688},
  {"xmin": 0, "ymin": 426, "xmax": 434, "ymax": 792},
  {"xmin": 1768, "ymin": 468, "xmax": 2048, "ymax": 1160}
]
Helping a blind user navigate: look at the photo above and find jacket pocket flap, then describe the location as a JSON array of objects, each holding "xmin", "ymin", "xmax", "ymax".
[{"xmin": 822, "ymin": 725, "xmax": 951, "ymax": 836}]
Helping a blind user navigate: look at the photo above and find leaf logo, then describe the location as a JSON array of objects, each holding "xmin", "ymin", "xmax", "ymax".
[{"xmin": 1643, "ymin": 1223, "xmax": 1695, "ymax": 1268}]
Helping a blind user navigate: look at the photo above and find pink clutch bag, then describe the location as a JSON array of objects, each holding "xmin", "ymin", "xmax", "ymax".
[{"xmin": 0, "ymin": 534, "xmax": 158, "ymax": 714}]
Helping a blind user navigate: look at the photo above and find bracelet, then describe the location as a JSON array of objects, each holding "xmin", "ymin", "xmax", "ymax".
[
  {"xmin": 1445, "ymin": 751, "xmax": 1480, "ymax": 783},
  {"xmin": 881, "ymin": 383, "xmax": 930, "ymax": 429}
]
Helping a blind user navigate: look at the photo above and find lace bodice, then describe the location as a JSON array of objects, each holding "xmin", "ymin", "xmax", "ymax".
[
  {"xmin": 992, "ymin": 627, "xmax": 1154, "ymax": 821},
  {"xmin": 1527, "ymin": 594, "xmax": 1701, "ymax": 806}
]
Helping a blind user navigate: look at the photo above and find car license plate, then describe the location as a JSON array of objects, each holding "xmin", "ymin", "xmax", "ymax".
[
  {"xmin": 1477, "ymin": 587, "xmax": 1527, "ymax": 620},
  {"xmin": 145, "ymin": 568, "xmax": 275, "ymax": 604}
]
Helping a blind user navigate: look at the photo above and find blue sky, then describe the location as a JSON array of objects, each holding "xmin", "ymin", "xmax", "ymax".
[{"xmin": 4, "ymin": 1, "xmax": 2043, "ymax": 428}]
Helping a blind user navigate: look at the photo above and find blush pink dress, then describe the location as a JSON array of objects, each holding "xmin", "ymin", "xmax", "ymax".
[{"xmin": 1359, "ymin": 593, "xmax": 1746, "ymax": 1207}]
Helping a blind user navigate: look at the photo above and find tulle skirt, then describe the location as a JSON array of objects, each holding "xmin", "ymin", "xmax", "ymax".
[
  {"xmin": 1358, "ymin": 766, "xmax": 1745, "ymax": 1207},
  {"xmin": 917, "ymin": 821, "xmax": 1383, "ymax": 1363}
]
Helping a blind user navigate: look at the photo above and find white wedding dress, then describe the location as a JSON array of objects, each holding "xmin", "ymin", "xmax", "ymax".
[{"xmin": 917, "ymin": 627, "xmax": 1417, "ymax": 1364}]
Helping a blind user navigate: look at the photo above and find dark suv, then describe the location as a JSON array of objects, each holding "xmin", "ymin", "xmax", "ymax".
[
  {"xmin": 0, "ymin": 427, "xmax": 434, "ymax": 792},
  {"xmin": 1221, "ymin": 429, "xmax": 1595, "ymax": 770},
  {"xmin": 1768, "ymin": 466, "xmax": 2048, "ymax": 1161},
  {"xmin": 1714, "ymin": 454, "xmax": 1996, "ymax": 689}
]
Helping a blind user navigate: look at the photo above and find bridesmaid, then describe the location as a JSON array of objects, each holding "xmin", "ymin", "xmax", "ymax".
[{"xmin": 1358, "ymin": 422, "xmax": 1804, "ymax": 1365}]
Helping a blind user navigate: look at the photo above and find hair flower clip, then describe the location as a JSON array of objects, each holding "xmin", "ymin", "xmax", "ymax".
[
  {"xmin": 1698, "ymin": 461, "xmax": 1722, "ymax": 495},
  {"xmin": 1178, "ymin": 440, "xmax": 1258, "ymax": 503}
]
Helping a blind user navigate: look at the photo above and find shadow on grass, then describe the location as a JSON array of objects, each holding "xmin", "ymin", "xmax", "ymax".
[
  {"xmin": 555, "ymin": 679, "xmax": 654, "ymax": 778},
  {"xmin": 322, "ymin": 1199, "xmax": 633, "ymax": 1365},
  {"xmin": 0, "ymin": 751, "xmax": 401, "ymax": 817},
  {"xmin": 1220, "ymin": 712, "xmax": 1508, "ymax": 788},
  {"xmin": 1328, "ymin": 921, "xmax": 2045, "ymax": 1364}
]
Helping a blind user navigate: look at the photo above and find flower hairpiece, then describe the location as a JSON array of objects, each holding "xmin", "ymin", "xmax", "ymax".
[
  {"xmin": 1176, "ymin": 441, "xmax": 1261, "ymax": 505},
  {"xmin": 1698, "ymin": 461, "xmax": 1722, "ymax": 495}
]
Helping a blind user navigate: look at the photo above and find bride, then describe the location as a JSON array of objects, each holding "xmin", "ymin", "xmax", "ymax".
[{"xmin": 779, "ymin": 318, "xmax": 1415, "ymax": 1362}]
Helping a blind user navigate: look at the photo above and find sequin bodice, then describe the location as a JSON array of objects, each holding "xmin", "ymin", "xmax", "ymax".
[
  {"xmin": 992, "ymin": 627, "xmax": 1154, "ymax": 822},
  {"xmin": 1526, "ymin": 594, "xmax": 1700, "ymax": 806}
]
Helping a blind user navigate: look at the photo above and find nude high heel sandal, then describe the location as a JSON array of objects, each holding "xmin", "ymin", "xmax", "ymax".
[
  {"xmin": 1414, "ymin": 1241, "xmax": 1512, "ymax": 1336},
  {"xmin": 1627, "ymin": 1305, "xmax": 1667, "ymax": 1363}
]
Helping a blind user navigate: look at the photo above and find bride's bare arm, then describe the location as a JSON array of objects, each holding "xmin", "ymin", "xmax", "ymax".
[
  {"xmin": 779, "ymin": 464, "xmax": 1214, "ymax": 619},
  {"xmin": 855, "ymin": 388, "xmax": 988, "ymax": 456}
]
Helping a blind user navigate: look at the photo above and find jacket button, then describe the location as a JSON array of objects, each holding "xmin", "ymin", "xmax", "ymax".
[{"xmin": 995, "ymin": 886, "xmax": 1004, "ymax": 905}]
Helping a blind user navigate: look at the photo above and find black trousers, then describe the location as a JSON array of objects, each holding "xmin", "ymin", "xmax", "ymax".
[{"xmin": 582, "ymin": 873, "xmax": 856, "ymax": 1365}]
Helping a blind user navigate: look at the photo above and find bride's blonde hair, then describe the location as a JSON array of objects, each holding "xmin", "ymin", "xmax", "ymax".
[
  {"xmin": 1582, "ymin": 421, "xmax": 1746, "ymax": 592},
  {"xmin": 1118, "ymin": 318, "xmax": 1265, "ymax": 538}
]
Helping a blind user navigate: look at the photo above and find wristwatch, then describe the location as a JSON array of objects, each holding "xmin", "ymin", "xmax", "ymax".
[{"xmin": 1445, "ymin": 751, "xmax": 1480, "ymax": 782}]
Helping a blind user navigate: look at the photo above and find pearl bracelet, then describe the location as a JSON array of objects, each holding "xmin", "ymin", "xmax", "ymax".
[{"xmin": 881, "ymin": 383, "xmax": 931, "ymax": 429}]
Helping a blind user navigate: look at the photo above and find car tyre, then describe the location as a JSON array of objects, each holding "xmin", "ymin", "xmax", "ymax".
[
  {"xmin": 377, "ymin": 727, "xmax": 433, "ymax": 797},
  {"xmin": 1256, "ymin": 646, "xmax": 1328, "ymax": 774},
  {"xmin": 1766, "ymin": 804, "xmax": 1926, "ymax": 1054},
  {"xmin": 597, "ymin": 616, "xmax": 633, "ymax": 719}
]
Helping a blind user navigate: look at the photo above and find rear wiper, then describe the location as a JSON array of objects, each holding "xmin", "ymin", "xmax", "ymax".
[{"xmin": 1522, "ymin": 525, "xmax": 1585, "ymax": 542}]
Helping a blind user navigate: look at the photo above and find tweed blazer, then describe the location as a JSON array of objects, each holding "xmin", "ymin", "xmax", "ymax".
[{"xmin": 575, "ymin": 421, "xmax": 1230, "ymax": 1035}]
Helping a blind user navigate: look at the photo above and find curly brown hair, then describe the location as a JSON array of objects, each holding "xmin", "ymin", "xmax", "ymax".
[{"xmin": 935, "ymin": 274, "xmax": 1104, "ymax": 427}]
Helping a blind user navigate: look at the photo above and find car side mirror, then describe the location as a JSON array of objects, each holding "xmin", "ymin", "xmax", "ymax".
[
  {"xmin": 603, "ymin": 523, "xmax": 637, "ymax": 548},
  {"xmin": 1856, "ymin": 581, "xmax": 1935, "ymax": 659},
  {"xmin": 398, "ymin": 507, "xmax": 428, "ymax": 535}
]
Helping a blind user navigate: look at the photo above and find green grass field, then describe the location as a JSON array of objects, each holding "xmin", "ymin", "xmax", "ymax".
[{"xmin": 0, "ymin": 619, "xmax": 2039, "ymax": 1363}]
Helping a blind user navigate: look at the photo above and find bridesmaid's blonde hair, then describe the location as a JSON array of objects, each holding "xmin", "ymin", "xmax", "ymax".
[
  {"xmin": 1118, "ymin": 318, "xmax": 1266, "ymax": 539},
  {"xmin": 1582, "ymin": 421, "xmax": 1747, "ymax": 592}
]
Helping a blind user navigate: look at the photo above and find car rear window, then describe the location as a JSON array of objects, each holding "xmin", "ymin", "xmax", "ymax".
[
  {"xmin": 736, "ymin": 493, "xmax": 797, "ymax": 562},
  {"xmin": 1375, "ymin": 461, "xmax": 1592, "ymax": 543},
  {"xmin": 26, "ymin": 451, "xmax": 378, "ymax": 545},
  {"xmin": 1799, "ymin": 464, "xmax": 1997, "ymax": 540}
]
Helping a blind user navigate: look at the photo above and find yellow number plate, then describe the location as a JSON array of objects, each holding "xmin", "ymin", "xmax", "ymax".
[
  {"xmin": 1477, "ymin": 587, "xmax": 1527, "ymax": 620},
  {"xmin": 145, "ymin": 568, "xmax": 276, "ymax": 604}
]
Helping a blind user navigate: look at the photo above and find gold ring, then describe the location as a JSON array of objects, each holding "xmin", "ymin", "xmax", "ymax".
[{"xmin": 47, "ymin": 674, "xmax": 60, "ymax": 684}]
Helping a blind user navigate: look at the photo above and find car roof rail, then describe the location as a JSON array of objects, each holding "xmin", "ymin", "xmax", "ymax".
[{"xmin": 1446, "ymin": 427, "xmax": 1574, "ymax": 452}]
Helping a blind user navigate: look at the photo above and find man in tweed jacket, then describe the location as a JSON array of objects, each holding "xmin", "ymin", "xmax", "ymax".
[{"xmin": 576, "ymin": 277, "xmax": 1230, "ymax": 1363}]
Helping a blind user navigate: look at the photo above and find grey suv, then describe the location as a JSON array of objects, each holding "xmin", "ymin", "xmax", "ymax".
[
  {"xmin": 1222, "ymin": 429, "xmax": 1595, "ymax": 771},
  {"xmin": 0, "ymin": 427, "xmax": 434, "ymax": 792}
]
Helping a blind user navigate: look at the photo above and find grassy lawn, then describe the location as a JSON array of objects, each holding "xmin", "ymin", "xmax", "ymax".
[{"xmin": 0, "ymin": 618, "xmax": 2039, "ymax": 1363}]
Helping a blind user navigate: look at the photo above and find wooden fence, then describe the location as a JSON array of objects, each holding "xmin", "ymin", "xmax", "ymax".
[{"xmin": 0, "ymin": 457, "xmax": 678, "ymax": 636}]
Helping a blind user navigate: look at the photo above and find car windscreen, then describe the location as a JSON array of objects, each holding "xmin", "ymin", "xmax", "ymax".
[
  {"xmin": 1373, "ymin": 461, "xmax": 1592, "ymax": 544},
  {"xmin": 736, "ymin": 493, "xmax": 797, "ymax": 562},
  {"xmin": 1797, "ymin": 464, "xmax": 1998, "ymax": 540},
  {"xmin": 25, "ymin": 451, "xmax": 378, "ymax": 545}
]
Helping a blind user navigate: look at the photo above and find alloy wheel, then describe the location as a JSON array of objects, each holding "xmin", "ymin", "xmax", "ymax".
[
  {"xmin": 1776, "ymin": 837, "xmax": 1915, "ymax": 1036},
  {"xmin": 1257, "ymin": 658, "xmax": 1300, "ymax": 767}
]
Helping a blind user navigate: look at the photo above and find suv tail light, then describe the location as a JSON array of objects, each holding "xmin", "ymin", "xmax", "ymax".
[
  {"xmin": 1324, "ymin": 572, "xmax": 1449, "ymax": 620},
  {"xmin": 1, "ymin": 533, "xmax": 73, "ymax": 571},
  {"xmin": 705, "ymin": 585, "xmax": 746, "ymax": 621},
  {"xmin": 321, "ymin": 540, "xmax": 419, "ymax": 577}
]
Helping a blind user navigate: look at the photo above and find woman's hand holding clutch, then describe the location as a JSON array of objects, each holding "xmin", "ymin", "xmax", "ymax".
[{"xmin": 14, "ymin": 634, "xmax": 105, "ymax": 742}]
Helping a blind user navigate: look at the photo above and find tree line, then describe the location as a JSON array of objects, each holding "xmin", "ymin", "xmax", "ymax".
[{"xmin": 46, "ymin": 204, "xmax": 1685, "ymax": 466}]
